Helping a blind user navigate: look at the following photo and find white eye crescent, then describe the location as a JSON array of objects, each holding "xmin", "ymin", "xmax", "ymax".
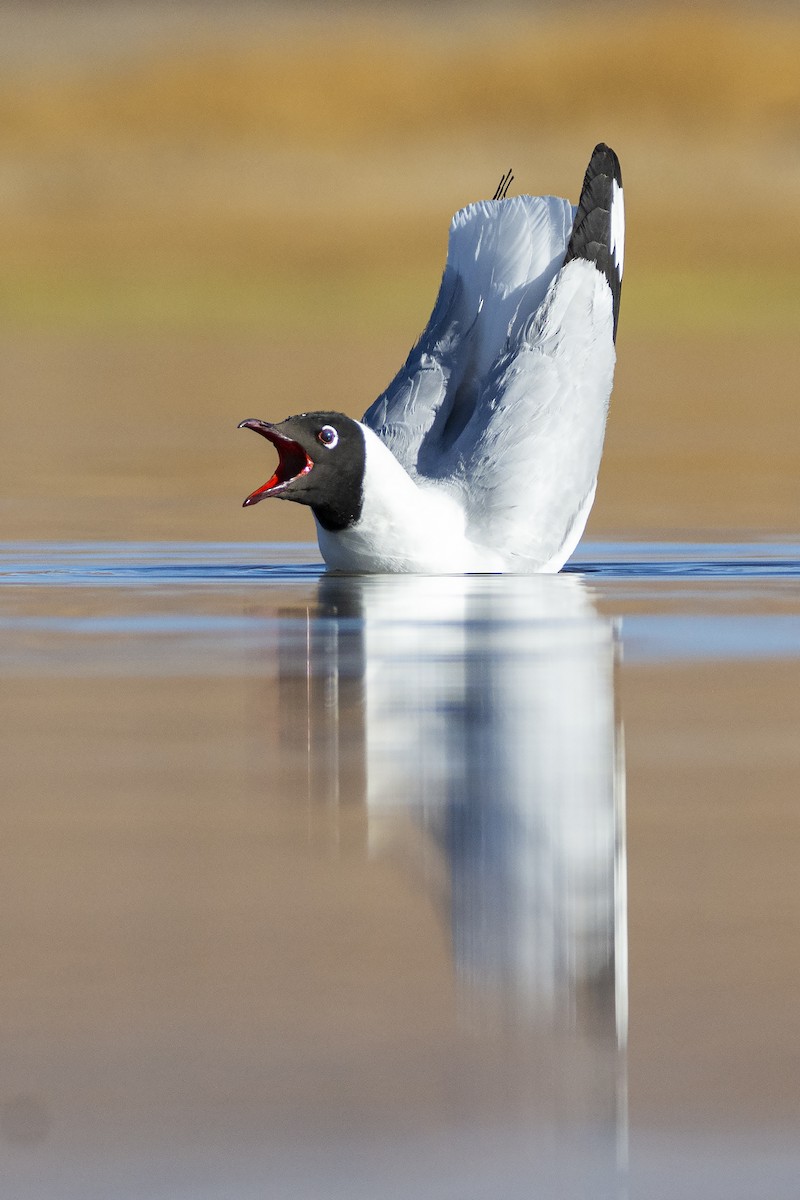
[{"xmin": 317, "ymin": 425, "xmax": 339, "ymax": 449}]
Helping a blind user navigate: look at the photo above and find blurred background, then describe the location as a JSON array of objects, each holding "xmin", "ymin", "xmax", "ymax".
[
  {"xmin": 0, "ymin": 0, "xmax": 798, "ymax": 544},
  {"xmin": 3, "ymin": 10, "xmax": 800, "ymax": 1193}
]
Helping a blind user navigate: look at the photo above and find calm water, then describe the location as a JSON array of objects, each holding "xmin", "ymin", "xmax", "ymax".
[{"xmin": 2, "ymin": 541, "xmax": 799, "ymax": 1199}]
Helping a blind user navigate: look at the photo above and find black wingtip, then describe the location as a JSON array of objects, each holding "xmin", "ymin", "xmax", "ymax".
[
  {"xmin": 564, "ymin": 143, "xmax": 624, "ymax": 340},
  {"xmin": 589, "ymin": 142, "xmax": 622, "ymax": 188}
]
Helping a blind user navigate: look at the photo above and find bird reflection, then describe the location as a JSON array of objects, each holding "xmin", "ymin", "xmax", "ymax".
[
  {"xmin": 277, "ymin": 572, "xmax": 627, "ymax": 1184},
  {"xmin": 286, "ymin": 575, "xmax": 625, "ymax": 1020}
]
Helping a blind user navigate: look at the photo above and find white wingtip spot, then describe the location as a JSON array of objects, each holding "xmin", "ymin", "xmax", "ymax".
[{"xmin": 610, "ymin": 180, "xmax": 624, "ymax": 280}]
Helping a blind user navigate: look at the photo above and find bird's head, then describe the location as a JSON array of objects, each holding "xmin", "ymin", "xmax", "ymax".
[{"xmin": 238, "ymin": 412, "xmax": 366, "ymax": 532}]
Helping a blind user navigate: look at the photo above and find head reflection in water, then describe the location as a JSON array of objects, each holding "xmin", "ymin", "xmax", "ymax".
[{"xmin": 278, "ymin": 572, "xmax": 627, "ymax": 1183}]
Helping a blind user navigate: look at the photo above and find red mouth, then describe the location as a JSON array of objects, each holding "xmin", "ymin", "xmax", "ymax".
[{"xmin": 238, "ymin": 419, "xmax": 313, "ymax": 506}]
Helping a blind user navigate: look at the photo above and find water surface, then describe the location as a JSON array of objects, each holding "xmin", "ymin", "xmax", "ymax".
[{"xmin": 2, "ymin": 542, "xmax": 799, "ymax": 1199}]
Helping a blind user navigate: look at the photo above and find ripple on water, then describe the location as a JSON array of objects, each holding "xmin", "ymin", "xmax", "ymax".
[
  {"xmin": 0, "ymin": 540, "xmax": 798, "ymax": 586},
  {"xmin": 0, "ymin": 542, "xmax": 799, "ymax": 676}
]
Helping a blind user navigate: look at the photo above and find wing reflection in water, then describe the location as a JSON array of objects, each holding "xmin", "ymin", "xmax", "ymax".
[{"xmin": 278, "ymin": 572, "xmax": 627, "ymax": 1193}]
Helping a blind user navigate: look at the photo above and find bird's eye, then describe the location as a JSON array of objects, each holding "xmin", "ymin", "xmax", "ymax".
[{"xmin": 317, "ymin": 425, "xmax": 339, "ymax": 449}]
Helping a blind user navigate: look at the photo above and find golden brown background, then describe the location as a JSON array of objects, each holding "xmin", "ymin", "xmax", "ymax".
[
  {"xmin": 2, "ymin": 10, "xmax": 800, "ymax": 1188},
  {"xmin": 1, "ymin": 0, "xmax": 798, "ymax": 543}
]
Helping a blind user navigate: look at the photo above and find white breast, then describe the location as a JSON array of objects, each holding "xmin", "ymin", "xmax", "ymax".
[{"xmin": 315, "ymin": 425, "xmax": 504, "ymax": 574}]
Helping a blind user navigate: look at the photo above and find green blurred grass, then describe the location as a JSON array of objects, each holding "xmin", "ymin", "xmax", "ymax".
[
  {"xmin": 0, "ymin": 267, "xmax": 435, "ymax": 334},
  {"xmin": 1, "ymin": 264, "xmax": 797, "ymax": 336}
]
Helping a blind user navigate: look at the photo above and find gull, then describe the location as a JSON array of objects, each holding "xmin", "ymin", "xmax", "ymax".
[{"xmin": 239, "ymin": 143, "xmax": 623, "ymax": 573}]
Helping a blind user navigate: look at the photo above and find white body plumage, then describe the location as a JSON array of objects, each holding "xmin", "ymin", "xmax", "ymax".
[{"xmin": 240, "ymin": 144, "xmax": 624, "ymax": 574}]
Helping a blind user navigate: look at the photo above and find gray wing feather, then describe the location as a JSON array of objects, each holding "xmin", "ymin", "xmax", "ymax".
[
  {"xmin": 361, "ymin": 265, "xmax": 470, "ymax": 476},
  {"xmin": 362, "ymin": 195, "xmax": 576, "ymax": 479},
  {"xmin": 453, "ymin": 259, "xmax": 617, "ymax": 570}
]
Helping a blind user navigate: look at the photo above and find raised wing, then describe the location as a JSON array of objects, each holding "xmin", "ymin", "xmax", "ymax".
[
  {"xmin": 445, "ymin": 144, "xmax": 624, "ymax": 571},
  {"xmin": 456, "ymin": 260, "xmax": 617, "ymax": 571},
  {"xmin": 362, "ymin": 193, "xmax": 576, "ymax": 477}
]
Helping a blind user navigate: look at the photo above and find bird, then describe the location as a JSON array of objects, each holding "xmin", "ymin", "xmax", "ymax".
[{"xmin": 239, "ymin": 143, "xmax": 623, "ymax": 574}]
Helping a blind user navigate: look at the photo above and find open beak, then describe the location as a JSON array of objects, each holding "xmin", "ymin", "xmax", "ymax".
[{"xmin": 238, "ymin": 419, "xmax": 313, "ymax": 506}]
